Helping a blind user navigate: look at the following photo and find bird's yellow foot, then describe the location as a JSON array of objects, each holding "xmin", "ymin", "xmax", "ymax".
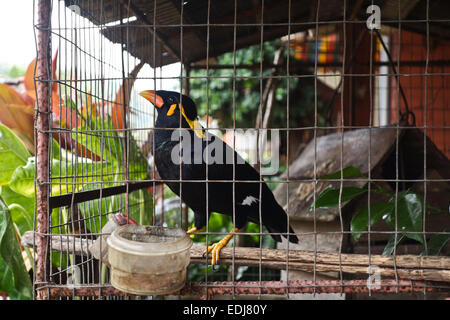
[
  {"xmin": 186, "ymin": 227, "xmax": 198, "ymax": 234},
  {"xmin": 187, "ymin": 227, "xmax": 202, "ymax": 238},
  {"xmin": 206, "ymin": 228, "xmax": 239, "ymax": 265}
]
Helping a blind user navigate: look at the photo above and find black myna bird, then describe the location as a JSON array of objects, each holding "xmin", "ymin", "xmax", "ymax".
[{"xmin": 139, "ymin": 90, "xmax": 298, "ymax": 264}]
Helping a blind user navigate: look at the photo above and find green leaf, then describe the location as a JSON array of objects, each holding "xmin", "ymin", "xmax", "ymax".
[
  {"xmin": 0, "ymin": 186, "xmax": 34, "ymax": 235},
  {"xmin": 8, "ymin": 158, "xmax": 35, "ymax": 198},
  {"xmin": 385, "ymin": 191, "xmax": 424, "ymax": 244},
  {"xmin": 52, "ymin": 138, "xmax": 63, "ymax": 160},
  {"xmin": 128, "ymin": 137, "xmax": 150, "ymax": 181},
  {"xmin": 321, "ymin": 166, "xmax": 365, "ymax": 180},
  {"xmin": 351, "ymin": 202, "xmax": 394, "ymax": 242},
  {"xmin": 9, "ymin": 156, "xmax": 116, "ymax": 198},
  {"xmin": 382, "ymin": 234, "xmax": 405, "ymax": 255},
  {"xmin": 71, "ymin": 116, "xmax": 123, "ymax": 164},
  {"xmin": 128, "ymin": 189, "xmax": 153, "ymax": 226},
  {"xmin": 311, "ymin": 187, "xmax": 367, "ymax": 210},
  {"xmin": 8, "ymin": 204, "xmax": 33, "ymax": 236},
  {"xmin": 421, "ymin": 228, "xmax": 450, "ymax": 256},
  {"xmin": 0, "ymin": 124, "xmax": 31, "ymax": 185},
  {"xmin": 0, "ymin": 197, "xmax": 32, "ymax": 299},
  {"xmin": 78, "ymin": 183, "xmax": 119, "ymax": 233}
]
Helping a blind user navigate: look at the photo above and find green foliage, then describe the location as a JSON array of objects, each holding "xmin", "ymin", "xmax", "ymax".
[
  {"xmin": 384, "ymin": 191, "xmax": 424, "ymax": 244},
  {"xmin": 351, "ymin": 202, "xmax": 393, "ymax": 242},
  {"xmin": 382, "ymin": 234, "xmax": 405, "ymax": 256},
  {"xmin": 0, "ymin": 124, "xmax": 31, "ymax": 186},
  {"xmin": 0, "ymin": 118, "xmax": 153, "ymax": 298},
  {"xmin": 188, "ymin": 41, "xmax": 325, "ymax": 129},
  {"xmin": 421, "ymin": 229, "xmax": 450, "ymax": 256},
  {"xmin": 128, "ymin": 189, "xmax": 153, "ymax": 226},
  {"xmin": 9, "ymin": 156, "xmax": 114, "ymax": 198},
  {"xmin": 71, "ymin": 116, "xmax": 123, "ymax": 165},
  {"xmin": 321, "ymin": 166, "xmax": 365, "ymax": 180},
  {"xmin": 313, "ymin": 166, "xmax": 449, "ymax": 256},
  {"xmin": 7, "ymin": 65, "xmax": 26, "ymax": 78},
  {"xmin": 69, "ymin": 113, "xmax": 153, "ymax": 228},
  {"xmin": 0, "ymin": 197, "xmax": 32, "ymax": 299},
  {"xmin": 311, "ymin": 186, "xmax": 367, "ymax": 210}
]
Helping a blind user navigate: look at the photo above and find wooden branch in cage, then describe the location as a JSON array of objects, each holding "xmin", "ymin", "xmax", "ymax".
[
  {"xmin": 190, "ymin": 246, "xmax": 450, "ymax": 283},
  {"xmin": 21, "ymin": 231, "xmax": 450, "ymax": 283},
  {"xmin": 21, "ymin": 231, "xmax": 95, "ymax": 257}
]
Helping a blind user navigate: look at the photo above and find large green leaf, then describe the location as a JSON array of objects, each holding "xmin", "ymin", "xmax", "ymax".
[
  {"xmin": 78, "ymin": 183, "xmax": 120, "ymax": 233},
  {"xmin": 321, "ymin": 166, "xmax": 365, "ymax": 180},
  {"xmin": 71, "ymin": 116, "xmax": 123, "ymax": 165},
  {"xmin": 382, "ymin": 233, "xmax": 405, "ymax": 255},
  {"xmin": 421, "ymin": 228, "xmax": 450, "ymax": 256},
  {"xmin": 128, "ymin": 137, "xmax": 150, "ymax": 181},
  {"xmin": 385, "ymin": 191, "xmax": 424, "ymax": 244},
  {"xmin": 351, "ymin": 202, "xmax": 394, "ymax": 242},
  {"xmin": 0, "ymin": 186, "xmax": 34, "ymax": 235},
  {"xmin": 311, "ymin": 186, "xmax": 367, "ymax": 210},
  {"xmin": 0, "ymin": 124, "xmax": 31, "ymax": 186},
  {"xmin": 128, "ymin": 189, "xmax": 153, "ymax": 226},
  {"xmin": 9, "ymin": 156, "xmax": 116, "ymax": 198},
  {"xmin": 0, "ymin": 197, "xmax": 32, "ymax": 299}
]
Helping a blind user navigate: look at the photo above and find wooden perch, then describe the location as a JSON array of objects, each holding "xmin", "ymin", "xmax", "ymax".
[
  {"xmin": 21, "ymin": 231, "xmax": 450, "ymax": 283},
  {"xmin": 190, "ymin": 246, "xmax": 450, "ymax": 283}
]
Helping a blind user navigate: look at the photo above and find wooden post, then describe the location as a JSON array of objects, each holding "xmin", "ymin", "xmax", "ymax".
[{"xmin": 35, "ymin": 0, "xmax": 52, "ymax": 300}]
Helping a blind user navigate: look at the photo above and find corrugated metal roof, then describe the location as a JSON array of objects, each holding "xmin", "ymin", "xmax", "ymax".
[{"xmin": 64, "ymin": 0, "xmax": 450, "ymax": 67}]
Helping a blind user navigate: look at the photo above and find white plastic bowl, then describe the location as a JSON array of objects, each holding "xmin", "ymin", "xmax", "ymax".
[{"xmin": 107, "ymin": 225, "xmax": 192, "ymax": 295}]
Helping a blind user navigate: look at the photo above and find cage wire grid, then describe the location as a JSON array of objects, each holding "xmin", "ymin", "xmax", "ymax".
[{"xmin": 30, "ymin": 0, "xmax": 450, "ymax": 300}]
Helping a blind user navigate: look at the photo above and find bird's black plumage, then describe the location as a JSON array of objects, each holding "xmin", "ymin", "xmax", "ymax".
[{"xmin": 147, "ymin": 90, "xmax": 298, "ymax": 244}]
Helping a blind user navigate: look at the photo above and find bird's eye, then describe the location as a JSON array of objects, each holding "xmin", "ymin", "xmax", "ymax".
[{"xmin": 168, "ymin": 97, "xmax": 175, "ymax": 103}]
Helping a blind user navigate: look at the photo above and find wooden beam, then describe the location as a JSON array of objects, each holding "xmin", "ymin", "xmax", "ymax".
[
  {"xmin": 43, "ymin": 279, "xmax": 448, "ymax": 299},
  {"xmin": 21, "ymin": 232, "xmax": 450, "ymax": 283},
  {"xmin": 167, "ymin": 0, "xmax": 206, "ymax": 46},
  {"xmin": 382, "ymin": 0, "xmax": 421, "ymax": 20},
  {"xmin": 119, "ymin": 0, "xmax": 180, "ymax": 61}
]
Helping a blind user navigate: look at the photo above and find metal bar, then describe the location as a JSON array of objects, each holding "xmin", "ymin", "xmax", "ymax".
[
  {"xmin": 189, "ymin": 63, "xmax": 279, "ymax": 70},
  {"xmin": 375, "ymin": 29, "xmax": 411, "ymax": 123},
  {"xmin": 49, "ymin": 181, "xmax": 158, "ymax": 210},
  {"xmin": 35, "ymin": 0, "xmax": 52, "ymax": 300},
  {"xmin": 119, "ymin": 4, "xmax": 130, "ymax": 217},
  {"xmin": 161, "ymin": 59, "xmax": 450, "ymax": 70}
]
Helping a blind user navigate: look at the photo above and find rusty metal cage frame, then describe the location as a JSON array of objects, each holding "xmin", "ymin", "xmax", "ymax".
[{"xmin": 31, "ymin": 0, "xmax": 450, "ymax": 300}]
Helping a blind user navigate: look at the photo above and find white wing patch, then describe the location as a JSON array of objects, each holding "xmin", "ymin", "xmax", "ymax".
[{"xmin": 241, "ymin": 196, "xmax": 259, "ymax": 206}]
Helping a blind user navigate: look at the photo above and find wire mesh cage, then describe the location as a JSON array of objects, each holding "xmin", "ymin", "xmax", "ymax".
[{"xmin": 27, "ymin": 0, "xmax": 450, "ymax": 300}]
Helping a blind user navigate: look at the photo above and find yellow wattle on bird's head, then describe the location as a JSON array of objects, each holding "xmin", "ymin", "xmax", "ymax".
[{"xmin": 139, "ymin": 90, "xmax": 205, "ymax": 139}]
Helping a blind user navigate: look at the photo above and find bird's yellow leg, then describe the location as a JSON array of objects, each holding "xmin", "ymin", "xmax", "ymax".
[
  {"xmin": 186, "ymin": 227, "xmax": 203, "ymax": 237},
  {"xmin": 207, "ymin": 228, "xmax": 239, "ymax": 265},
  {"xmin": 186, "ymin": 227, "xmax": 199, "ymax": 234}
]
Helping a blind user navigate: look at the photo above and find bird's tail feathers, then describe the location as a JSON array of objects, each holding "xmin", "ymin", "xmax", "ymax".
[{"xmin": 266, "ymin": 225, "xmax": 298, "ymax": 244}]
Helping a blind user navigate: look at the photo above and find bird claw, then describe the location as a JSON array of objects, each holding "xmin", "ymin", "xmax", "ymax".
[
  {"xmin": 205, "ymin": 241, "xmax": 226, "ymax": 265},
  {"xmin": 202, "ymin": 243, "xmax": 219, "ymax": 264},
  {"xmin": 203, "ymin": 228, "xmax": 239, "ymax": 265}
]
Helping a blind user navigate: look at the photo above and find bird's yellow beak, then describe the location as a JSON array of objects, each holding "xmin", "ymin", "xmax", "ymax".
[{"xmin": 139, "ymin": 90, "xmax": 164, "ymax": 108}]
